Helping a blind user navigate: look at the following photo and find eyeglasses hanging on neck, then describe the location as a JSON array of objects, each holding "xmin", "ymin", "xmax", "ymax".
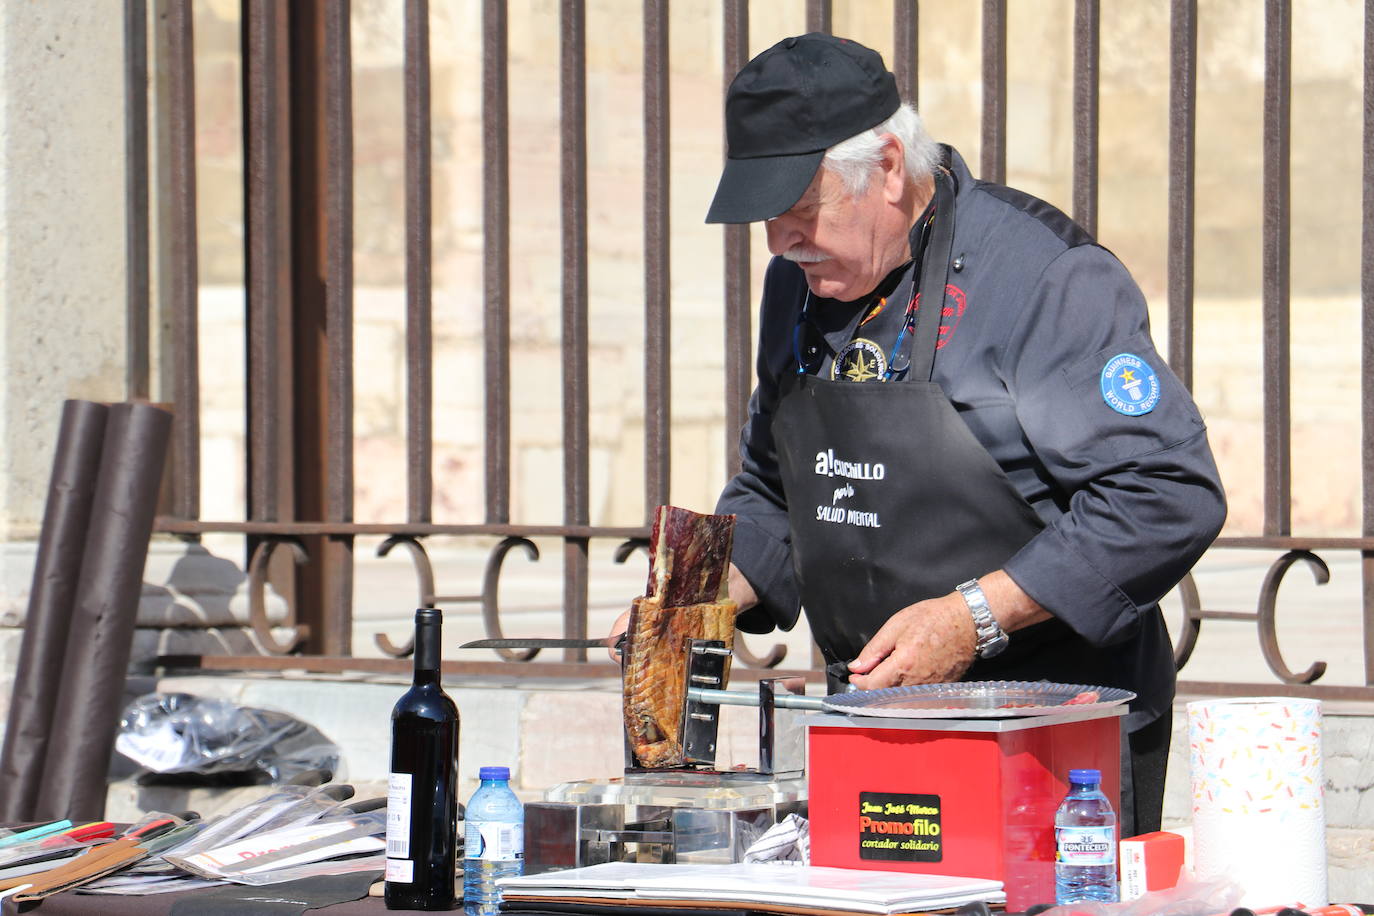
[
  {"xmin": 792, "ymin": 292, "xmax": 830, "ymax": 375},
  {"xmin": 792, "ymin": 289, "xmax": 920, "ymax": 381}
]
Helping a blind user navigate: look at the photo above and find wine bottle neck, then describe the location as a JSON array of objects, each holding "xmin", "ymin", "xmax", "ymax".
[{"xmin": 413, "ymin": 609, "xmax": 443, "ymax": 680}]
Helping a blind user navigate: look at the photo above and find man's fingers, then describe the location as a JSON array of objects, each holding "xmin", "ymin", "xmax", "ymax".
[
  {"xmin": 848, "ymin": 654, "xmax": 902, "ymax": 691},
  {"xmin": 606, "ymin": 609, "xmax": 632, "ymax": 662},
  {"xmin": 849, "ymin": 613, "xmax": 907, "ymax": 673}
]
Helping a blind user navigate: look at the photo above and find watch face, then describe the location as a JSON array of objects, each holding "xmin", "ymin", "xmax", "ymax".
[{"xmin": 979, "ymin": 633, "xmax": 1010, "ymax": 658}]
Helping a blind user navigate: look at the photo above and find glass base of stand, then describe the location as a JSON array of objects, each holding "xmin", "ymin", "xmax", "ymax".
[
  {"xmin": 526, "ymin": 772, "xmax": 809, "ymax": 873},
  {"xmin": 545, "ymin": 769, "xmax": 807, "ymax": 810}
]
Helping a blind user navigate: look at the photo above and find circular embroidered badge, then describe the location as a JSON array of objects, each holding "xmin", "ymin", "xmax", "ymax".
[
  {"xmin": 912, "ymin": 283, "xmax": 968, "ymax": 350},
  {"xmin": 832, "ymin": 338, "xmax": 887, "ymax": 382},
  {"xmin": 1100, "ymin": 352, "xmax": 1161, "ymax": 416}
]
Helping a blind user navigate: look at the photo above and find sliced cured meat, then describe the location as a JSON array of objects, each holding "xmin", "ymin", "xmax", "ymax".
[
  {"xmin": 1062, "ymin": 689, "xmax": 1101, "ymax": 706},
  {"xmin": 645, "ymin": 505, "xmax": 734, "ymax": 609}
]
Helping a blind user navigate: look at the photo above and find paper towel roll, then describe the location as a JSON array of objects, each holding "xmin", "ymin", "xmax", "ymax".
[{"xmin": 1187, "ymin": 697, "xmax": 1326, "ymax": 909}]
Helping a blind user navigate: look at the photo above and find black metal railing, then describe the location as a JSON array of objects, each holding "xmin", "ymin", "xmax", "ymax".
[{"xmin": 125, "ymin": 0, "xmax": 1374, "ymax": 699}]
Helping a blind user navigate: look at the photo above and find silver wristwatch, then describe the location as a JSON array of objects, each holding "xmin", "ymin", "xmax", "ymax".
[{"xmin": 956, "ymin": 578, "xmax": 1008, "ymax": 659}]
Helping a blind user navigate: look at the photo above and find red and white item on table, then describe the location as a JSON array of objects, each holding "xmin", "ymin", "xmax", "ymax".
[{"xmin": 1118, "ymin": 831, "xmax": 1184, "ymax": 900}]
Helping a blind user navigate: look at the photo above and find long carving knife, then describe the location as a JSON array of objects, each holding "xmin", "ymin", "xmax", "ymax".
[{"xmin": 459, "ymin": 635, "xmax": 625, "ymax": 651}]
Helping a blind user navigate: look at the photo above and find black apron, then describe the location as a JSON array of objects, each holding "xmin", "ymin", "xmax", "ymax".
[{"xmin": 772, "ymin": 175, "xmax": 1075, "ymax": 679}]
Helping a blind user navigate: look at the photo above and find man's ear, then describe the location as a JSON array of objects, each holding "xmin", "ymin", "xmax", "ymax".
[{"xmin": 880, "ymin": 135, "xmax": 907, "ymax": 204}]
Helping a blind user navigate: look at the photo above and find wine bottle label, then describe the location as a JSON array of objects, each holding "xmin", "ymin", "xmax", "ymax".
[
  {"xmin": 465, "ymin": 821, "xmax": 524, "ymax": 861},
  {"xmin": 386, "ymin": 772, "xmax": 413, "ymax": 859},
  {"xmin": 385, "ymin": 858, "xmax": 414, "ymax": 883}
]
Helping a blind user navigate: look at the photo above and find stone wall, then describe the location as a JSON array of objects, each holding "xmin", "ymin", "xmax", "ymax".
[{"xmin": 0, "ymin": 4, "xmax": 127, "ymax": 547}]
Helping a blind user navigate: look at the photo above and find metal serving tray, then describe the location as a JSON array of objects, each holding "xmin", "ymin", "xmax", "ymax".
[{"xmin": 820, "ymin": 680, "xmax": 1134, "ymax": 719}]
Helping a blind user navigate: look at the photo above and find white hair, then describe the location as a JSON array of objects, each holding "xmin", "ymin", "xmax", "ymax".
[{"xmin": 821, "ymin": 103, "xmax": 941, "ymax": 197}]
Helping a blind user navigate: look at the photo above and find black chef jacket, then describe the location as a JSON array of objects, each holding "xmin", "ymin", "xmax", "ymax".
[{"xmin": 716, "ymin": 146, "xmax": 1227, "ymax": 729}]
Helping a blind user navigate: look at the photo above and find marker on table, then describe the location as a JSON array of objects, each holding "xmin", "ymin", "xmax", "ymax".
[
  {"xmin": 39, "ymin": 822, "xmax": 116, "ymax": 848},
  {"xmin": 0, "ymin": 821, "xmax": 73, "ymax": 849},
  {"xmin": 121, "ymin": 816, "xmax": 183, "ymax": 843}
]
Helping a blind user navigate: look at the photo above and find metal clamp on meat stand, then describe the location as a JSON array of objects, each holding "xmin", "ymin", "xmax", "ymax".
[{"xmin": 524, "ymin": 639, "xmax": 822, "ymax": 874}]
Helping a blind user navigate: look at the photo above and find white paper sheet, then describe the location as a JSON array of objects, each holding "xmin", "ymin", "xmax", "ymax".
[{"xmin": 499, "ymin": 862, "xmax": 1004, "ymax": 913}]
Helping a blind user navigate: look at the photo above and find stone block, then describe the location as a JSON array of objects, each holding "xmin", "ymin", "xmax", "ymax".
[
  {"xmin": 235, "ymin": 678, "xmax": 400, "ymax": 786},
  {"xmin": 138, "ymin": 541, "xmax": 287, "ymax": 629},
  {"xmin": 104, "ymin": 780, "xmax": 279, "ymax": 826},
  {"xmin": 1320, "ymin": 715, "xmax": 1374, "ymax": 830},
  {"xmin": 0, "ymin": 541, "xmax": 37, "ymax": 626},
  {"xmin": 150, "ymin": 674, "xmax": 251, "ymax": 705},
  {"xmin": 450, "ymin": 685, "xmax": 526, "ymax": 790},
  {"xmin": 519, "ymin": 690, "xmax": 622, "ymax": 791},
  {"xmin": 1327, "ymin": 826, "xmax": 1374, "ymax": 901}
]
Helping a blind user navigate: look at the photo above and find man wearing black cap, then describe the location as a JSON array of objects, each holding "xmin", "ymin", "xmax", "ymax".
[{"xmin": 614, "ymin": 33, "xmax": 1225, "ymax": 836}]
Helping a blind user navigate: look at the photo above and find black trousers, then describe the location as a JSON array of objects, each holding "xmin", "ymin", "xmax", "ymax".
[{"xmin": 1119, "ymin": 709, "xmax": 1172, "ymax": 838}]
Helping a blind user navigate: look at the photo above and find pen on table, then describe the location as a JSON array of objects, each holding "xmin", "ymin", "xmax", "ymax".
[
  {"xmin": 121, "ymin": 814, "xmax": 191, "ymax": 843},
  {"xmin": 39, "ymin": 822, "xmax": 116, "ymax": 848},
  {"xmin": 0, "ymin": 821, "xmax": 73, "ymax": 849}
]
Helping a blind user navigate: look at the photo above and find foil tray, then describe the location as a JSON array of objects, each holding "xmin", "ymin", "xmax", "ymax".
[{"xmin": 820, "ymin": 680, "xmax": 1135, "ymax": 719}]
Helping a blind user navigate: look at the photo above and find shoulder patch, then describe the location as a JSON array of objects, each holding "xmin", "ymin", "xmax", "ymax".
[{"xmin": 1100, "ymin": 353, "xmax": 1161, "ymax": 416}]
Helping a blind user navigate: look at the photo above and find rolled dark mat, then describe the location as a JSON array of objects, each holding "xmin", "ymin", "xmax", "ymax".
[
  {"xmin": 0, "ymin": 400, "xmax": 110, "ymax": 823},
  {"xmin": 35, "ymin": 401, "xmax": 172, "ymax": 821}
]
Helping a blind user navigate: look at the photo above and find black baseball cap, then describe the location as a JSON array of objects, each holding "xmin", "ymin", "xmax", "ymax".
[{"xmin": 705, "ymin": 33, "xmax": 901, "ymax": 224}]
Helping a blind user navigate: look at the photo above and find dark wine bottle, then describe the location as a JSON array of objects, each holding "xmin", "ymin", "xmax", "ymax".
[{"xmin": 386, "ymin": 608, "xmax": 460, "ymax": 910}]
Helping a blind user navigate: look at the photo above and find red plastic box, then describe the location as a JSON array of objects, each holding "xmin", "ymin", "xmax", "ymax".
[
  {"xmin": 806, "ymin": 709, "xmax": 1123, "ymax": 912},
  {"xmin": 1120, "ymin": 831, "xmax": 1185, "ymax": 900}
]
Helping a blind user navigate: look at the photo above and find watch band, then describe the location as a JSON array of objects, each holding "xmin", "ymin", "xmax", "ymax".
[{"xmin": 956, "ymin": 578, "xmax": 1008, "ymax": 659}]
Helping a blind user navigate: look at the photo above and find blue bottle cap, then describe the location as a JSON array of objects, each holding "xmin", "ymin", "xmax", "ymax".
[
  {"xmin": 479, "ymin": 766, "xmax": 511, "ymax": 780},
  {"xmin": 1068, "ymin": 768, "xmax": 1101, "ymax": 784}
]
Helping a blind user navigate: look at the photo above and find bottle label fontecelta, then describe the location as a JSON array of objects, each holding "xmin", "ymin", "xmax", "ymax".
[{"xmin": 1056, "ymin": 825, "xmax": 1115, "ymax": 867}]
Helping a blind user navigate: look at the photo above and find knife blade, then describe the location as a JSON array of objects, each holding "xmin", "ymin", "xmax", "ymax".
[{"xmin": 459, "ymin": 635, "xmax": 624, "ymax": 651}]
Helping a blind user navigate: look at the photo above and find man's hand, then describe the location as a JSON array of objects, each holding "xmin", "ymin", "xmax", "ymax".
[
  {"xmin": 606, "ymin": 607, "xmax": 632, "ymax": 662},
  {"xmin": 846, "ymin": 570, "xmax": 1048, "ymax": 690},
  {"xmin": 846, "ymin": 592, "xmax": 978, "ymax": 690},
  {"xmin": 606, "ymin": 562, "xmax": 759, "ymax": 663}
]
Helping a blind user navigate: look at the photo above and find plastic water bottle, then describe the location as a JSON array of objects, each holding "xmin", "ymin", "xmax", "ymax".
[
  {"xmin": 1054, "ymin": 768, "xmax": 1119, "ymax": 904},
  {"xmin": 463, "ymin": 766, "xmax": 524, "ymax": 916}
]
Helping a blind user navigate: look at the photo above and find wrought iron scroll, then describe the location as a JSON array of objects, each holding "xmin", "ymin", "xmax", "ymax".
[
  {"xmin": 372, "ymin": 535, "xmax": 438, "ymax": 656},
  {"xmin": 1169, "ymin": 572, "xmax": 1203, "ymax": 669},
  {"xmin": 481, "ymin": 536, "xmax": 542, "ymax": 661},
  {"xmin": 1256, "ymin": 550, "xmax": 1328, "ymax": 683},
  {"xmin": 246, "ymin": 538, "xmax": 311, "ymax": 654},
  {"xmin": 1174, "ymin": 550, "xmax": 1328, "ymax": 684},
  {"xmin": 613, "ymin": 539, "xmax": 788, "ymax": 669},
  {"xmin": 372, "ymin": 535, "xmax": 543, "ymax": 662}
]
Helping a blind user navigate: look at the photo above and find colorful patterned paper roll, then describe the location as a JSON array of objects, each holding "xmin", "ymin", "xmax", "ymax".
[{"xmin": 1187, "ymin": 697, "xmax": 1326, "ymax": 909}]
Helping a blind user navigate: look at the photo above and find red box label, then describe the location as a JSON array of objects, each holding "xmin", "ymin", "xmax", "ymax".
[{"xmin": 858, "ymin": 792, "xmax": 942, "ymax": 862}]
